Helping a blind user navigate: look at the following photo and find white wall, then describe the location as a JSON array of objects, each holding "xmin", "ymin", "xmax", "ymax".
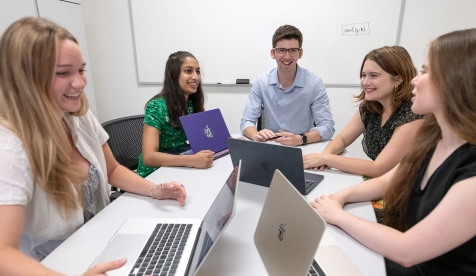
[
  {"xmin": 81, "ymin": 0, "xmax": 366, "ymax": 159},
  {"xmin": 36, "ymin": 0, "xmax": 98, "ymax": 116},
  {"xmin": 80, "ymin": 0, "xmax": 476, "ymax": 160},
  {"xmin": 0, "ymin": 0, "xmax": 37, "ymax": 35},
  {"xmin": 0, "ymin": 0, "xmax": 98, "ymax": 117},
  {"xmin": 399, "ymin": 0, "xmax": 476, "ymax": 68}
]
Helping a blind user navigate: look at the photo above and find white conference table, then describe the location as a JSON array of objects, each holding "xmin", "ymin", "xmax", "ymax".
[{"xmin": 42, "ymin": 141, "xmax": 385, "ymax": 276}]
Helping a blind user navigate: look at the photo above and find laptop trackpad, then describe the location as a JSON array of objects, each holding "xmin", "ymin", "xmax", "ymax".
[
  {"xmin": 93, "ymin": 234, "xmax": 149, "ymax": 275},
  {"xmin": 316, "ymin": 245, "xmax": 363, "ymax": 275}
]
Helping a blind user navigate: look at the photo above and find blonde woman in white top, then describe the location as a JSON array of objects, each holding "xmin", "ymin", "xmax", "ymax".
[{"xmin": 0, "ymin": 17, "xmax": 186, "ymax": 275}]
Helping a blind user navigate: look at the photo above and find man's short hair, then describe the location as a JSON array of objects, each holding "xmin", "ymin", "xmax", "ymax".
[{"xmin": 272, "ymin": 25, "xmax": 303, "ymax": 48}]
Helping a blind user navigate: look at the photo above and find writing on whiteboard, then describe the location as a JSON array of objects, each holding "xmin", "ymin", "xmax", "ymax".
[{"xmin": 342, "ymin": 23, "xmax": 370, "ymax": 36}]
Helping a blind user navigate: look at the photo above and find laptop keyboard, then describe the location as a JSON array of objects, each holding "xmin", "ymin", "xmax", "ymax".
[
  {"xmin": 213, "ymin": 148, "xmax": 229, "ymax": 160},
  {"xmin": 179, "ymin": 148, "xmax": 229, "ymax": 159},
  {"xmin": 305, "ymin": 179, "xmax": 315, "ymax": 190},
  {"xmin": 308, "ymin": 259, "xmax": 327, "ymax": 276},
  {"xmin": 129, "ymin": 223, "xmax": 192, "ymax": 276}
]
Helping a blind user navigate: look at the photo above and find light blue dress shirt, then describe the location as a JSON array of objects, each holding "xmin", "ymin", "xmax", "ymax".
[{"xmin": 240, "ymin": 65, "xmax": 335, "ymax": 141}]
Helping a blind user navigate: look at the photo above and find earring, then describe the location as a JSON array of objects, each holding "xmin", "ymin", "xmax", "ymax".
[{"xmin": 394, "ymin": 85, "xmax": 398, "ymax": 92}]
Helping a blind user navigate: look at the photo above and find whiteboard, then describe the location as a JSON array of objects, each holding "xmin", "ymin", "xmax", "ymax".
[{"xmin": 130, "ymin": 0, "xmax": 403, "ymax": 85}]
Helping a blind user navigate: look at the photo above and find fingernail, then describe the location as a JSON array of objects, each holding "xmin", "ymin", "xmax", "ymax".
[{"xmin": 118, "ymin": 257, "xmax": 127, "ymax": 263}]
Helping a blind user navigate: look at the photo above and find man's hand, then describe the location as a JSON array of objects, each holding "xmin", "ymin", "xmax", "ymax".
[
  {"xmin": 254, "ymin": 129, "xmax": 277, "ymax": 142},
  {"xmin": 274, "ymin": 130, "xmax": 302, "ymax": 147}
]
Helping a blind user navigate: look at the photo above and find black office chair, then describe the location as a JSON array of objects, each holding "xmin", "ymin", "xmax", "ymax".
[
  {"xmin": 102, "ymin": 114, "xmax": 144, "ymax": 201},
  {"xmin": 257, "ymin": 105, "xmax": 266, "ymax": 131}
]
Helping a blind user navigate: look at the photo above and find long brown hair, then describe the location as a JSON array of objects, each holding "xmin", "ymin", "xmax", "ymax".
[
  {"xmin": 146, "ymin": 51, "xmax": 205, "ymax": 128},
  {"xmin": 384, "ymin": 29, "xmax": 476, "ymax": 231},
  {"xmin": 0, "ymin": 17, "xmax": 88, "ymax": 217},
  {"xmin": 355, "ymin": 46, "xmax": 417, "ymax": 114}
]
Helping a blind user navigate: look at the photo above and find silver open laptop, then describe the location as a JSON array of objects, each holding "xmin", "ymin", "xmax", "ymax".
[
  {"xmin": 91, "ymin": 162, "xmax": 241, "ymax": 276},
  {"xmin": 254, "ymin": 170, "xmax": 363, "ymax": 276}
]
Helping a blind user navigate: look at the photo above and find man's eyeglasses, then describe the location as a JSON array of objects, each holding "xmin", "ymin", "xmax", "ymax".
[{"xmin": 273, "ymin": 48, "xmax": 301, "ymax": 56}]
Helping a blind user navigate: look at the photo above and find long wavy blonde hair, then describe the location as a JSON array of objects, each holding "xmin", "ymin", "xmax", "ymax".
[
  {"xmin": 0, "ymin": 17, "xmax": 89, "ymax": 218},
  {"xmin": 383, "ymin": 29, "xmax": 476, "ymax": 231}
]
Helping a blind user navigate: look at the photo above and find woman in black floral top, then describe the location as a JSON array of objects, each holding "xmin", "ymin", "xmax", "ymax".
[
  {"xmin": 137, "ymin": 51, "xmax": 213, "ymax": 177},
  {"xmin": 303, "ymin": 46, "xmax": 424, "ymax": 178}
]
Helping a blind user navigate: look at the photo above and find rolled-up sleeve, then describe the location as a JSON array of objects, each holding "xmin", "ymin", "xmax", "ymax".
[
  {"xmin": 240, "ymin": 81, "xmax": 264, "ymax": 134},
  {"xmin": 310, "ymin": 81, "xmax": 335, "ymax": 141}
]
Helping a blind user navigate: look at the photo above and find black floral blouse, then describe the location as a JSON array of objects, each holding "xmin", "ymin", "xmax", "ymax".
[{"xmin": 360, "ymin": 100, "xmax": 424, "ymax": 160}]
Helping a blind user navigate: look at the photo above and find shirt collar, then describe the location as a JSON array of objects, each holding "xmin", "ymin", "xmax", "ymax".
[
  {"xmin": 269, "ymin": 64, "xmax": 305, "ymax": 88},
  {"xmin": 63, "ymin": 113, "xmax": 77, "ymax": 130},
  {"xmin": 294, "ymin": 65, "xmax": 305, "ymax": 88},
  {"xmin": 63, "ymin": 113, "xmax": 80, "ymax": 140},
  {"xmin": 269, "ymin": 68, "xmax": 279, "ymax": 85}
]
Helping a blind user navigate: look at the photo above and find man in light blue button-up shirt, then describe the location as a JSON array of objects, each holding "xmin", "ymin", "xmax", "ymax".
[{"xmin": 240, "ymin": 25, "xmax": 335, "ymax": 147}]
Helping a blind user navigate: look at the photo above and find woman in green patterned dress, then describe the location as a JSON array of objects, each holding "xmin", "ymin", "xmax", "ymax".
[{"xmin": 137, "ymin": 51, "xmax": 213, "ymax": 177}]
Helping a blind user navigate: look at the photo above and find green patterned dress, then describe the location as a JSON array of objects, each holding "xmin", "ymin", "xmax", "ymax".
[{"xmin": 136, "ymin": 97, "xmax": 194, "ymax": 177}]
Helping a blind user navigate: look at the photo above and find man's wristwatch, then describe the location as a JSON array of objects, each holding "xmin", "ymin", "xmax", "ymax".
[{"xmin": 299, "ymin": 133, "xmax": 307, "ymax": 145}]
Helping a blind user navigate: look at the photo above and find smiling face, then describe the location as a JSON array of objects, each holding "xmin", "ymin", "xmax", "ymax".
[
  {"xmin": 271, "ymin": 38, "xmax": 303, "ymax": 74},
  {"xmin": 360, "ymin": 59, "xmax": 401, "ymax": 103},
  {"xmin": 178, "ymin": 57, "xmax": 201, "ymax": 99},
  {"xmin": 51, "ymin": 39, "xmax": 86, "ymax": 115},
  {"xmin": 410, "ymin": 59, "xmax": 439, "ymax": 115}
]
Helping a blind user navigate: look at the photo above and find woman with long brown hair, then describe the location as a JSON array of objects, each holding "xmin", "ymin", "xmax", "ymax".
[
  {"xmin": 303, "ymin": 46, "xmax": 424, "ymax": 178},
  {"xmin": 0, "ymin": 17, "xmax": 186, "ymax": 275},
  {"xmin": 311, "ymin": 29, "xmax": 476, "ymax": 275},
  {"xmin": 137, "ymin": 51, "xmax": 213, "ymax": 178}
]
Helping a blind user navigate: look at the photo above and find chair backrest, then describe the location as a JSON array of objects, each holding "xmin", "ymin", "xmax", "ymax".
[
  {"xmin": 257, "ymin": 105, "xmax": 266, "ymax": 131},
  {"xmin": 102, "ymin": 114, "xmax": 144, "ymax": 171}
]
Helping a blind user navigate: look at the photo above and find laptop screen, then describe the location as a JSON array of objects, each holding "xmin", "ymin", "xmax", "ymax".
[{"xmin": 187, "ymin": 164, "xmax": 239, "ymax": 275}]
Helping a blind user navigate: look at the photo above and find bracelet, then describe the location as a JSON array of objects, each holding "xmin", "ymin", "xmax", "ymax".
[{"xmin": 149, "ymin": 183, "xmax": 159, "ymax": 199}]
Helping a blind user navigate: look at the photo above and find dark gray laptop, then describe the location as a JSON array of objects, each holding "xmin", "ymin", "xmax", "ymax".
[{"xmin": 227, "ymin": 138, "xmax": 323, "ymax": 195}]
